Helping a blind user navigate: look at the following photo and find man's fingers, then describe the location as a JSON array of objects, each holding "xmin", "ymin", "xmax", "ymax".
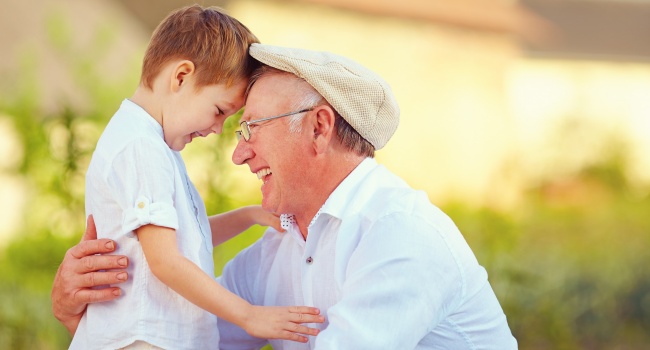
[
  {"xmin": 74, "ymin": 287, "xmax": 123, "ymax": 304},
  {"xmin": 68, "ymin": 238, "xmax": 119, "ymax": 260},
  {"xmin": 74, "ymin": 254, "xmax": 128, "ymax": 273},
  {"xmin": 79, "ymin": 270, "xmax": 128, "ymax": 288},
  {"xmin": 81, "ymin": 215, "xmax": 98, "ymax": 242},
  {"xmin": 73, "ymin": 215, "xmax": 120, "ymax": 260}
]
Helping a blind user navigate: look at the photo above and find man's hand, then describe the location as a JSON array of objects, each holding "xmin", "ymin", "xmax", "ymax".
[{"xmin": 51, "ymin": 215, "xmax": 129, "ymax": 335}]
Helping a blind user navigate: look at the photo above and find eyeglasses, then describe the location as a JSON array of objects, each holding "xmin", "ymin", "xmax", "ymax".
[{"xmin": 235, "ymin": 108, "xmax": 314, "ymax": 142}]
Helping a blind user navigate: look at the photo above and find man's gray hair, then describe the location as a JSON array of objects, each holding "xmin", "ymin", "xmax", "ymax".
[
  {"xmin": 247, "ymin": 65, "xmax": 375, "ymax": 158},
  {"xmin": 287, "ymin": 88, "xmax": 323, "ymax": 133}
]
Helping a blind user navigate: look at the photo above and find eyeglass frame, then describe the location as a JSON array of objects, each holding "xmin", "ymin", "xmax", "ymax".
[{"xmin": 235, "ymin": 107, "xmax": 314, "ymax": 141}]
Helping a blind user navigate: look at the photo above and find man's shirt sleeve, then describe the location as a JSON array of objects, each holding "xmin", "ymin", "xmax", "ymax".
[{"xmin": 314, "ymin": 212, "xmax": 464, "ymax": 350}]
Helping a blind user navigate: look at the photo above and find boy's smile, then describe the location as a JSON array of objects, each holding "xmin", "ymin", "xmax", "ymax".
[{"xmin": 164, "ymin": 79, "xmax": 247, "ymax": 151}]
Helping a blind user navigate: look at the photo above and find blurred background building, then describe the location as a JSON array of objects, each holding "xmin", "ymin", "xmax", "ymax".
[{"xmin": 2, "ymin": 0, "xmax": 648, "ymax": 219}]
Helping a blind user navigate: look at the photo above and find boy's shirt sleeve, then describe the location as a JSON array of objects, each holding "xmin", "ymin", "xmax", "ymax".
[{"xmin": 106, "ymin": 137, "xmax": 179, "ymax": 236}]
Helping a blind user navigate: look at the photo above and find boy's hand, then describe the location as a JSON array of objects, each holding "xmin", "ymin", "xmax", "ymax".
[
  {"xmin": 251, "ymin": 205, "xmax": 285, "ymax": 233},
  {"xmin": 243, "ymin": 305, "xmax": 325, "ymax": 343}
]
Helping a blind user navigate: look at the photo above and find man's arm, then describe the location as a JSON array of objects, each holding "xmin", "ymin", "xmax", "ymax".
[
  {"xmin": 51, "ymin": 215, "xmax": 129, "ymax": 335},
  {"xmin": 314, "ymin": 214, "xmax": 463, "ymax": 349}
]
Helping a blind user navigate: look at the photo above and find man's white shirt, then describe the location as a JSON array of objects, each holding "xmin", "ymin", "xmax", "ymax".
[{"xmin": 218, "ymin": 158, "xmax": 517, "ymax": 350}]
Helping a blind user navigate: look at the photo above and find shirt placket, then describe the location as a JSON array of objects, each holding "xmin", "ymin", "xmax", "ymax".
[
  {"xmin": 177, "ymin": 156, "xmax": 211, "ymax": 253},
  {"xmin": 301, "ymin": 210, "xmax": 323, "ymax": 308}
]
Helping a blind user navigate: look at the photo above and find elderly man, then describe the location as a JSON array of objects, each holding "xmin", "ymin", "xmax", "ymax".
[{"xmin": 52, "ymin": 44, "xmax": 517, "ymax": 349}]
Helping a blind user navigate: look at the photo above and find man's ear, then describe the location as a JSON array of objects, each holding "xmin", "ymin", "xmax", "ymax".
[
  {"xmin": 170, "ymin": 60, "xmax": 196, "ymax": 92},
  {"xmin": 312, "ymin": 105, "xmax": 337, "ymax": 154}
]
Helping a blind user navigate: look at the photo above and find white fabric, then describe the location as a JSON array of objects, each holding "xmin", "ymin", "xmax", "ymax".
[
  {"xmin": 218, "ymin": 158, "xmax": 517, "ymax": 350},
  {"xmin": 70, "ymin": 99, "xmax": 219, "ymax": 350},
  {"xmin": 120, "ymin": 340, "xmax": 165, "ymax": 349}
]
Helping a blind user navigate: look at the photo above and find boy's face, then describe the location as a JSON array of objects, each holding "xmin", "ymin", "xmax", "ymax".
[{"xmin": 163, "ymin": 79, "xmax": 247, "ymax": 151}]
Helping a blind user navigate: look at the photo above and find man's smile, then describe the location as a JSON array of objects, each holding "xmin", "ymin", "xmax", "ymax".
[{"xmin": 256, "ymin": 168, "xmax": 271, "ymax": 181}]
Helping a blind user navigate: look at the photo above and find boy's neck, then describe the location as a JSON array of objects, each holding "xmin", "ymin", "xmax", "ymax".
[{"xmin": 130, "ymin": 86, "xmax": 163, "ymax": 126}]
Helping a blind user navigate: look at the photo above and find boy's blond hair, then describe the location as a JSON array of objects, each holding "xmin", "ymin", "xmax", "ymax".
[{"xmin": 141, "ymin": 5, "xmax": 259, "ymax": 90}]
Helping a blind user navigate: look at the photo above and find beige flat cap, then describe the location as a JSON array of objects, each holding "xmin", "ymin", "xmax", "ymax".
[{"xmin": 249, "ymin": 43, "xmax": 400, "ymax": 150}]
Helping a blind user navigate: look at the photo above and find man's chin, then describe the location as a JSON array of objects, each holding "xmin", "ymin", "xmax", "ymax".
[{"xmin": 260, "ymin": 197, "xmax": 277, "ymax": 215}]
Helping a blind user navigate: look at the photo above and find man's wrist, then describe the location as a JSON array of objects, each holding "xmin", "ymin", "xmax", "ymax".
[
  {"xmin": 55, "ymin": 312, "xmax": 82, "ymax": 336},
  {"xmin": 52, "ymin": 292, "xmax": 83, "ymax": 337}
]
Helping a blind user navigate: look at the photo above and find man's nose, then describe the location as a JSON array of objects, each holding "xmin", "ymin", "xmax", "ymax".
[{"xmin": 231, "ymin": 138, "xmax": 252, "ymax": 165}]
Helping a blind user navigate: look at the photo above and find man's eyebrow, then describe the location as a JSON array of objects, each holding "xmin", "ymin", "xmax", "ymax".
[{"xmin": 239, "ymin": 110, "xmax": 253, "ymax": 121}]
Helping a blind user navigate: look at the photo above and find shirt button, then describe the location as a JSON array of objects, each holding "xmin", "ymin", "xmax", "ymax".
[
  {"xmin": 137, "ymin": 202, "xmax": 145, "ymax": 209},
  {"xmin": 306, "ymin": 257, "xmax": 313, "ymax": 264}
]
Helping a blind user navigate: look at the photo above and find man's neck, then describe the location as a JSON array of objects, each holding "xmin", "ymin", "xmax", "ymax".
[{"xmin": 294, "ymin": 155, "xmax": 366, "ymax": 238}]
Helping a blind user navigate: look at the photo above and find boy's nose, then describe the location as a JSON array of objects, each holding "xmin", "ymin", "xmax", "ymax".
[{"xmin": 209, "ymin": 123, "xmax": 223, "ymax": 135}]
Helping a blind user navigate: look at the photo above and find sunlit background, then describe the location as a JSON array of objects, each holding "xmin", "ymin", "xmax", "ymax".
[{"xmin": 1, "ymin": 0, "xmax": 649, "ymax": 349}]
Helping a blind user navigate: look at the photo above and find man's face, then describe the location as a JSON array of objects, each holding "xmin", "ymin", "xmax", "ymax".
[{"xmin": 232, "ymin": 74, "xmax": 313, "ymax": 215}]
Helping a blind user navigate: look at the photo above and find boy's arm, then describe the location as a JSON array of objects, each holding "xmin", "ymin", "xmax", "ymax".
[
  {"xmin": 137, "ymin": 224, "xmax": 321, "ymax": 342},
  {"xmin": 209, "ymin": 205, "xmax": 283, "ymax": 246}
]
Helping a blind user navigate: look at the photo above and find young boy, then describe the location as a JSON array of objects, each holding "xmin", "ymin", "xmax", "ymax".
[{"xmin": 69, "ymin": 5, "xmax": 323, "ymax": 350}]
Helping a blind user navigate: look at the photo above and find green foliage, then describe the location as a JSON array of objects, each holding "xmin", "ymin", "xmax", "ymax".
[
  {"xmin": 0, "ymin": 284, "xmax": 69, "ymax": 350},
  {"xmin": 445, "ymin": 150, "xmax": 650, "ymax": 349},
  {"xmin": 0, "ymin": 233, "xmax": 79, "ymax": 350},
  {"xmin": 0, "ymin": 12, "xmax": 141, "ymax": 348}
]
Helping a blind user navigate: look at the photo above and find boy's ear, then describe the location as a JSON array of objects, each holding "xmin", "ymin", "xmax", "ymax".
[
  {"xmin": 170, "ymin": 60, "xmax": 196, "ymax": 92},
  {"xmin": 312, "ymin": 105, "xmax": 337, "ymax": 154}
]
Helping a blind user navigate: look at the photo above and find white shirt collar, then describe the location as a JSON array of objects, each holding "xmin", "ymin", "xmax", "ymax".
[
  {"xmin": 279, "ymin": 157, "xmax": 378, "ymax": 231},
  {"xmin": 122, "ymin": 99, "xmax": 164, "ymax": 138}
]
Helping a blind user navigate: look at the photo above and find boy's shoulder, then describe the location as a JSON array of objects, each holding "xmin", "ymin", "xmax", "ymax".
[{"xmin": 94, "ymin": 100, "xmax": 168, "ymax": 160}]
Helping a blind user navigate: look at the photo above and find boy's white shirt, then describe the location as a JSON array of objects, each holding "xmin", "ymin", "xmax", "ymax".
[{"xmin": 70, "ymin": 99, "xmax": 219, "ymax": 350}]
